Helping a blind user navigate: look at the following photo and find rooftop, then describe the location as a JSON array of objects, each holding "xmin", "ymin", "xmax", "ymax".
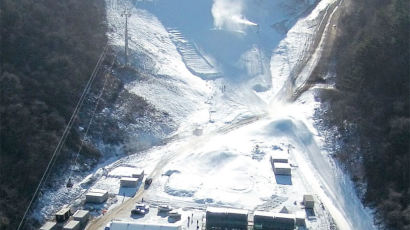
[
  {"xmin": 120, "ymin": 177, "xmax": 139, "ymax": 182},
  {"xmin": 56, "ymin": 207, "xmax": 70, "ymax": 215},
  {"xmin": 206, "ymin": 207, "xmax": 248, "ymax": 215},
  {"xmin": 73, "ymin": 210, "xmax": 89, "ymax": 218},
  {"xmin": 89, "ymin": 188, "xmax": 108, "ymax": 194},
  {"xmin": 64, "ymin": 220, "xmax": 80, "ymax": 228},
  {"xmin": 273, "ymin": 162, "xmax": 291, "ymax": 169}
]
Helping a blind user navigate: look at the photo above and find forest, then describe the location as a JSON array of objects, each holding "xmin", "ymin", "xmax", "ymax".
[
  {"xmin": 321, "ymin": 0, "xmax": 410, "ymax": 229},
  {"xmin": 0, "ymin": 0, "xmax": 107, "ymax": 228}
]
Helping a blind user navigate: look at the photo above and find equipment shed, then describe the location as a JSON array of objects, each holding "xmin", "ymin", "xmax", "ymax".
[
  {"xmin": 273, "ymin": 162, "xmax": 291, "ymax": 175},
  {"xmin": 86, "ymin": 192, "xmax": 108, "ymax": 203},
  {"xmin": 40, "ymin": 221, "xmax": 56, "ymax": 230},
  {"xmin": 206, "ymin": 207, "xmax": 248, "ymax": 230},
  {"xmin": 254, "ymin": 211, "xmax": 295, "ymax": 230},
  {"xmin": 132, "ymin": 169, "xmax": 145, "ymax": 179},
  {"xmin": 73, "ymin": 210, "xmax": 90, "ymax": 225},
  {"xmin": 55, "ymin": 207, "xmax": 71, "ymax": 223},
  {"xmin": 270, "ymin": 153, "xmax": 289, "ymax": 163},
  {"xmin": 303, "ymin": 195, "xmax": 314, "ymax": 209},
  {"xmin": 109, "ymin": 221, "xmax": 182, "ymax": 230},
  {"xmin": 63, "ymin": 220, "xmax": 80, "ymax": 230},
  {"xmin": 120, "ymin": 177, "xmax": 139, "ymax": 187}
]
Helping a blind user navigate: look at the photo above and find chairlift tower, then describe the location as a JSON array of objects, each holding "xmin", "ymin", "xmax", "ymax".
[{"xmin": 121, "ymin": 8, "xmax": 131, "ymax": 66}]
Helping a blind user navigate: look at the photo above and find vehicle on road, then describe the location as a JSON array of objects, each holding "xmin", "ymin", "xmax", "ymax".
[{"xmin": 144, "ymin": 178, "xmax": 153, "ymax": 188}]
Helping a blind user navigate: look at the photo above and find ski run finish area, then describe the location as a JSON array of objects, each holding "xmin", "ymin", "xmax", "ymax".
[{"xmin": 36, "ymin": 0, "xmax": 376, "ymax": 230}]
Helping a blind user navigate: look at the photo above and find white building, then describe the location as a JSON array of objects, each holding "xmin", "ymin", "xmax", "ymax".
[
  {"xmin": 303, "ymin": 194, "xmax": 314, "ymax": 208},
  {"xmin": 132, "ymin": 169, "xmax": 145, "ymax": 179},
  {"xmin": 109, "ymin": 221, "xmax": 182, "ymax": 230},
  {"xmin": 63, "ymin": 220, "xmax": 80, "ymax": 230},
  {"xmin": 273, "ymin": 162, "xmax": 291, "ymax": 175},
  {"xmin": 270, "ymin": 153, "xmax": 289, "ymax": 163},
  {"xmin": 73, "ymin": 210, "xmax": 90, "ymax": 225},
  {"xmin": 85, "ymin": 189, "xmax": 108, "ymax": 203},
  {"xmin": 120, "ymin": 177, "xmax": 139, "ymax": 187},
  {"xmin": 40, "ymin": 221, "xmax": 56, "ymax": 230}
]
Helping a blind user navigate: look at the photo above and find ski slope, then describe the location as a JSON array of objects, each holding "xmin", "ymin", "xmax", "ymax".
[{"xmin": 35, "ymin": 0, "xmax": 376, "ymax": 229}]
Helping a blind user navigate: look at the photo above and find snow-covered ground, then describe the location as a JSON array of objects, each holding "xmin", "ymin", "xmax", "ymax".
[{"xmin": 34, "ymin": 0, "xmax": 376, "ymax": 229}]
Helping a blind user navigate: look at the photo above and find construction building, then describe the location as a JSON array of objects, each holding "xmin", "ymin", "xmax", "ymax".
[
  {"xmin": 272, "ymin": 162, "xmax": 291, "ymax": 175},
  {"xmin": 55, "ymin": 207, "xmax": 71, "ymax": 223},
  {"xmin": 73, "ymin": 210, "xmax": 90, "ymax": 225},
  {"xmin": 120, "ymin": 177, "xmax": 139, "ymax": 187},
  {"xmin": 85, "ymin": 189, "xmax": 108, "ymax": 203},
  {"xmin": 63, "ymin": 220, "xmax": 81, "ymax": 230},
  {"xmin": 254, "ymin": 211, "xmax": 295, "ymax": 230},
  {"xmin": 303, "ymin": 195, "xmax": 314, "ymax": 209},
  {"xmin": 206, "ymin": 207, "xmax": 249, "ymax": 230},
  {"xmin": 109, "ymin": 221, "xmax": 182, "ymax": 230},
  {"xmin": 40, "ymin": 221, "xmax": 56, "ymax": 230},
  {"xmin": 270, "ymin": 153, "xmax": 289, "ymax": 164},
  {"xmin": 132, "ymin": 169, "xmax": 145, "ymax": 179}
]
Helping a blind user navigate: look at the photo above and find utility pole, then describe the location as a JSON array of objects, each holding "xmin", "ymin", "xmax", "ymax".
[{"xmin": 121, "ymin": 8, "xmax": 131, "ymax": 66}]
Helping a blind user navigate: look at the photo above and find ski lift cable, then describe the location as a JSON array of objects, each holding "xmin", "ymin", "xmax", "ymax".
[
  {"xmin": 68, "ymin": 53, "xmax": 116, "ymax": 181},
  {"xmin": 17, "ymin": 44, "xmax": 109, "ymax": 230}
]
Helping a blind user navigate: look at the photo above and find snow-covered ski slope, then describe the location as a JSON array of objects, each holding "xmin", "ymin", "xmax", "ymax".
[{"xmin": 35, "ymin": 0, "xmax": 375, "ymax": 229}]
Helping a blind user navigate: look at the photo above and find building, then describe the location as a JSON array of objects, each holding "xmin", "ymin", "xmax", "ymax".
[
  {"xmin": 206, "ymin": 207, "xmax": 249, "ymax": 230},
  {"xmin": 55, "ymin": 207, "xmax": 71, "ymax": 223},
  {"xmin": 254, "ymin": 211, "xmax": 295, "ymax": 230},
  {"xmin": 270, "ymin": 153, "xmax": 289, "ymax": 163},
  {"xmin": 73, "ymin": 210, "xmax": 90, "ymax": 225},
  {"xmin": 120, "ymin": 177, "xmax": 139, "ymax": 187},
  {"xmin": 295, "ymin": 212, "xmax": 306, "ymax": 226},
  {"xmin": 109, "ymin": 221, "xmax": 182, "ymax": 230},
  {"xmin": 63, "ymin": 220, "xmax": 81, "ymax": 230},
  {"xmin": 40, "ymin": 221, "xmax": 56, "ymax": 230},
  {"xmin": 303, "ymin": 195, "xmax": 314, "ymax": 209},
  {"xmin": 273, "ymin": 162, "xmax": 291, "ymax": 175},
  {"xmin": 132, "ymin": 169, "xmax": 145, "ymax": 179},
  {"xmin": 85, "ymin": 189, "xmax": 108, "ymax": 203}
]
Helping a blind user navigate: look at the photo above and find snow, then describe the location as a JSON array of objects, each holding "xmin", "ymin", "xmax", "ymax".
[{"xmin": 33, "ymin": 0, "xmax": 376, "ymax": 229}]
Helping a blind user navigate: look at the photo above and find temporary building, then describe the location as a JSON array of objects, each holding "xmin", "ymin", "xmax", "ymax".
[
  {"xmin": 109, "ymin": 221, "xmax": 182, "ymax": 230},
  {"xmin": 120, "ymin": 177, "xmax": 139, "ymax": 187},
  {"xmin": 85, "ymin": 189, "xmax": 108, "ymax": 203},
  {"xmin": 73, "ymin": 210, "xmax": 90, "ymax": 225},
  {"xmin": 206, "ymin": 207, "xmax": 248, "ymax": 230},
  {"xmin": 40, "ymin": 221, "xmax": 56, "ymax": 230},
  {"xmin": 273, "ymin": 162, "xmax": 291, "ymax": 175},
  {"xmin": 270, "ymin": 153, "xmax": 289, "ymax": 163},
  {"xmin": 254, "ymin": 211, "xmax": 295, "ymax": 230},
  {"xmin": 132, "ymin": 169, "xmax": 145, "ymax": 179},
  {"xmin": 63, "ymin": 220, "xmax": 80, "ymax": 230},
  {"xmin": 295, "ymin": 212, "xmax": 306, "ymax": 226},
  {"xmin": 55, "ymin": 207, "xmax": 71, "ymax": 223},
  {"xmin": 303, "ymin": 195, "xmax": 314, "ymax": 209}
]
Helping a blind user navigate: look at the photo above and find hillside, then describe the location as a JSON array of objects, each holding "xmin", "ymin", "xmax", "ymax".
[
  {"xmin": 320, "ymin": 0, "xmax": 410, "ymax": 229},
  {"xmin": 0, "ymin": 0, "xmax": 107, "ymax": 228}
]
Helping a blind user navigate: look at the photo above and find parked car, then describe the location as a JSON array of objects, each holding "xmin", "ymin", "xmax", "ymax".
[
  {"xmin": 158, "ymin": 205, "xmax": 173, "ymax": 212},
  {"xmin": 136, "ymin": 203, "xmax": 150, "ymax": 212},
  {"xmin": 168, "ymin": 210, "xmax": 181, "ymax": 219},
  {"xmin": 131, "ymin": 208, "xmax": 146, "ymax": 215}
]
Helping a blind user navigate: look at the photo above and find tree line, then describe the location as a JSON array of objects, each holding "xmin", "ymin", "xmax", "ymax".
[
  {"xmin": 321, "ymin": 0, "xmax": 409, "ymax": 229},
  {"xmin": 0, "ymin": 0, "xmax": 107, "ymax": 228}
]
